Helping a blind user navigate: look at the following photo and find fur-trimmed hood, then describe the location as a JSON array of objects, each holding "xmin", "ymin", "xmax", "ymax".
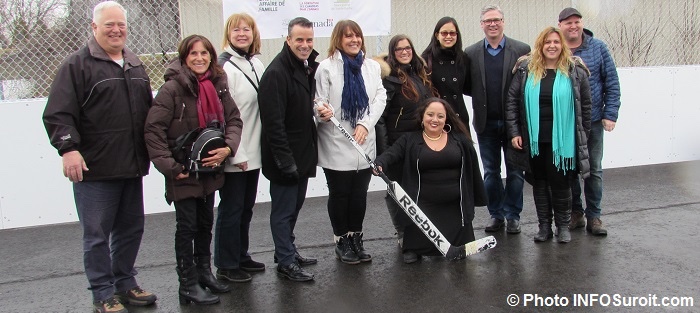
[{"xmin": 373, "ymin": 53, "xmax": 391, "ymax": 79}]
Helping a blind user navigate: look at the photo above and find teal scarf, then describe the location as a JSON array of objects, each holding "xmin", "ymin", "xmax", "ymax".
[{"xmin": 524, "ymin": 70, "xmax": 576, "ymax": 171}]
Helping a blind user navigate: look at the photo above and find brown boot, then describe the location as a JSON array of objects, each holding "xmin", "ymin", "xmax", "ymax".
[
  {"xmin": 586, "ymin": 217, "xmax": 608, "ymax": 236},
  {"xmin": 570, "ymin": 210, "xmax": 586, "ymax": 229}
]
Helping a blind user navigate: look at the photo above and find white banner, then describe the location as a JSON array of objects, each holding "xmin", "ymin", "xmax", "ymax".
[{"xmin": 222, "ymin": 0, "xmax": 391, "ymax": 39}]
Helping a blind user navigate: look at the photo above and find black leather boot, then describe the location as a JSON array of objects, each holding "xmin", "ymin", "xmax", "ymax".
[
  {"xmin": 177, "ymin": 266, "xmax": 219, "ymax": 305},
  {"xmin": 195, "ymin": 256, "xmax": 231, "ymax": 293},
  {"xmin": 552, "ymin": 188, "xmax": 572, "ymax": 243},
  {"xmin": 350, "ymin": 232, "xmax": 372, "ymax": 262},
  {"xmin": 335, "ymin": 234, "xmax": 360, "ymax": 264},
  {"xmin": 532, "ymin": 179, "xmax": 554, "ymax": 243}
]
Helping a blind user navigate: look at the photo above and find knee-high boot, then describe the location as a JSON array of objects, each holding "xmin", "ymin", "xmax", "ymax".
[
  {"xmin": 532, "ymin": 180, "xmax": 554, "ymax": 242},
  {"xmin": 551, "ymin": 188, "xmax": 572, "ymax": 243},
  {"xmin": 177, "ymin": 265, "xmax": 219, "ymax": 305},
  {"xmin": 195, "ymin": 256, "xmax": 231, "ymax": 293}
]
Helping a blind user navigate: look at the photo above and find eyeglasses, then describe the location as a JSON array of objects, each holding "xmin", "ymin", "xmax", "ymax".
[
  {"xmin": 481, "ymin": 18, "xmax": 503, "ymax": 25},
  {"xmin": 439, "ymin": 31, "xmax": 458, "ymax": 37},
  {"xmin": 394, "ymin": 46, "xmax": 412, "ymax": 53}
]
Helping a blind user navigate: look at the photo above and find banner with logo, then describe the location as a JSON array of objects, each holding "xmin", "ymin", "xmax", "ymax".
[{"xmin": 222, "ymin": 0, "xmax": 391, "ymax": 39}]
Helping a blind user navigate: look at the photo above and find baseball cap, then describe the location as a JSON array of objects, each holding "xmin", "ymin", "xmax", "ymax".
[{"xmin": 558, "ymin": 7, "xmax": 582, "ymax": 22}]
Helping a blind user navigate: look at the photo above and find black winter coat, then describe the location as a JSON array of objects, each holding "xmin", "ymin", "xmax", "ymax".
[
  {"xmin": 422, "ymin": 48, "xmax": 471, "ymax": 129},
  {"xmin": 258, "ymin": 42, "xmax": 320, "ymax": 184},
  {"xmin": 374, "ymin": 132, "xmax": 487, "ymax": 224},
  {"xmin": 374, "ymin": 57, "xmax": 433, "ymax": 155},
  {"xmin": 504, "ymin": 58, "xmax": 592, "ymax": 179},
  {"xmin": 145, "ymin": 59, "xmax": 243, "ymax": 202},
  {"xmin": 43, "ymin": 37, "xmax": 152, "ymax": 181}
]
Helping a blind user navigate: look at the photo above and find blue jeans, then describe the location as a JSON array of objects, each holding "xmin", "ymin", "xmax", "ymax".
[
  {"xmin": 269, "ymin": 177, "xmax": 309, "ymax": 267},
  {"xmin": 572, "ymin": 120, "xmax": 604, "ymax": 218},
  {"xmin": 73, "ymin": 178, "xmax": 144, "ymax": 302},
  {"xmin": 477, "ymin": 119, "xmax": 525, "ymax": 221},
  {"xmin": 214, "ymin": 170, "xmax": 260, "ymax": 269}
]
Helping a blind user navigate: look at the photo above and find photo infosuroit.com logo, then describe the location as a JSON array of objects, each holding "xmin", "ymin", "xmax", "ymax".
[{"xmin": 507, "ymin": 294, "xmax": 695, "ymax": 308}]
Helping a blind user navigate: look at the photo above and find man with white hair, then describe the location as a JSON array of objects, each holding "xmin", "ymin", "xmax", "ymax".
[{"xmin": 43, "ymin": 1, "xmax": 156, "ymax": 312}]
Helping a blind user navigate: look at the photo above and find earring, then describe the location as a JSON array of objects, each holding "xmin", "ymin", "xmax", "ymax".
[{"xmin": 444, "ymin": 124, "xmax": 452, "ymax": 133}]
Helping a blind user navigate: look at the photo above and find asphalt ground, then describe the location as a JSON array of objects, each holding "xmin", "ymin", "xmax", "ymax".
[{"xmin": 1, "ymin": 161, "xmax": 699, "ymax": 312}]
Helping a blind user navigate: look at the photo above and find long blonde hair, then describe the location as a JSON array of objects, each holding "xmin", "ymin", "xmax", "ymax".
[{"xmin": 528, "ymin": 27, "xmax": 572, "ymax": 83}]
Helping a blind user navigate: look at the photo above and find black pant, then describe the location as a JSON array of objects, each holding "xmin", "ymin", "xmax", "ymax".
[
  {"xmin": 174, "ymin": 193, "xmax": 215, "ymax": 269},
  {"xmin": 214, "ymin": 170, "xmax": 260, "ymax": 270},
  {"xmin": 530, "ymin": 143, "xmax": 574, "ymax": 226},
  {"xmin": 270, "ymin": 177, "xmax": 309, "ymax": 267},
  {"xmin": 323, "ymin": 168, "xmax": 372, "ymax": 236}
]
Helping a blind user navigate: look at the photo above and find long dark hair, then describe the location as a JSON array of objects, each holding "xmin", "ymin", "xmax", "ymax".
[
  {"xmin": 178, "ymin": 34, "xmax": 224, "ymax": 78},
  {"xmin": 386, "ymin": 34, "xmax": 436, "ymax": 102},
  {"xmin": 416, "ymin": 97, "xmax": 471, "ymax": 140},
  {"xmin": 421, "ymin": 16, "xmax": 466, "ymax": 73}
]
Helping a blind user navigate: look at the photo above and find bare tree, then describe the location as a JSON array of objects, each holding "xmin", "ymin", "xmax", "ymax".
[
  {"xmin": 0, "ymin": 0, "xmax": 65, "ymax": 46},
  {"xmin": 670, "ymin": 0, "xmax": 700, "ymax": 65},
  {"xmin": 601, "ymin": 12, "xmax": 665, "ymax": 67}
]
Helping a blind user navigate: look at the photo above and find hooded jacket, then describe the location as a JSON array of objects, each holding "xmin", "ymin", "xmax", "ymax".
[
  {"xmin": 145, "ymin": 59, "xmax": 243, "ymax": 203},
  {"xmin": 504, "ymin": 56, "xmax": 592, "ymax": 179},
  {"xmin": 373, "ymin": 54, "xmax": 433, "ymax": 154}
]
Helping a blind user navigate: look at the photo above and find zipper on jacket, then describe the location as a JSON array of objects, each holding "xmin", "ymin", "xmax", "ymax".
[
  {"xmin": 179, "ymin": 103, "xmax": 185, "ymax": 121},
  {"xmin": 395, "ymin": 107, "xmax": 403, "ymax": 129}
]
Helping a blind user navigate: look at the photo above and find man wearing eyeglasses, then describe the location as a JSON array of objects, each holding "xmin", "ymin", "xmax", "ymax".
[
  {"xmin": 558, "ymin": 7, "xmax": 620, "ymax": 236},
  {"xmin": 465, "ymin": 4, "xmax": 530, "ymax": 234}
]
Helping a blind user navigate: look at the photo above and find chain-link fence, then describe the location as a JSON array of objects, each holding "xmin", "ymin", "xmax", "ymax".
[{"xmin": 1, "ymin": 0, "xmax": 699, "ymax": 100}]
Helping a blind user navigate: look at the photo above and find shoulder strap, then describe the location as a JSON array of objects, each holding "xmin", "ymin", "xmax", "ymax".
[
  {"xmin": 217, "ymin": 52, "xmax": 233, "ymax": 66},
  {"xmin": 226, "ymin": 59, "xmax": 259, "ymax": 93}
]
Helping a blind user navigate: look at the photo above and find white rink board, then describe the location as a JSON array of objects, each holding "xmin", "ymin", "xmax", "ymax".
[{"xmin": 1, "ymin": 65, "xmax": 698, "ymax": 229}]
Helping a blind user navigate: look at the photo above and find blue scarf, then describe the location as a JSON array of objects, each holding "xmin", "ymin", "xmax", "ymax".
[
  {"xmin": 340, "ymin": 51, "xmax": 369, "ymax": 128},
  {"xmin": 524, "ymin": 70, "xmax": 576, "ymax": 171}
]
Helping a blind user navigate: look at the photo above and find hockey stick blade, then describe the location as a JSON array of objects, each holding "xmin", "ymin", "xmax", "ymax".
[{"xmin": 445, "ymin": 236, "xmax": 497, "ymax": 259}]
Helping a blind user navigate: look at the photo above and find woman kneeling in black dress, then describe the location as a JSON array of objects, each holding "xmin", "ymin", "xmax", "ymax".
[{"xmin": 374, "ymin": 97, "xmax": 487, "ymax": 263}]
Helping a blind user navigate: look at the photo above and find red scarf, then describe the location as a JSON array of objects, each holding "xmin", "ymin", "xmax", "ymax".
[{"xmin": 196, "ymin": 71, "xmax": 224, "ymax": 128}]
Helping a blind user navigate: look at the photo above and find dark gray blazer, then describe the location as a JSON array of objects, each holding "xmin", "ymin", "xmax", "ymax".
[{"xmin": 464, "ymin": 36, "xmax": 530, "ymax": 134}]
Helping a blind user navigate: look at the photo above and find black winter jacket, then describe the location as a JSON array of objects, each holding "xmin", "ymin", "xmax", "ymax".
[
  {"xmin": 258, "ymin": 42, "xmax": 320, "ymax": 184},
  {"xmin": 43, "ymin": 37, "xmax": 152, "ymax": 181},
  {"xmin": 374, "ymin": 132, "xmax": 487, "ymax": 224},
  {"xmin": 374, "ymin": 56, "xmax": 433, "ymax": 154},
  {"xmin": 504, "ymin": 57, "xmax": 592, "ymax": 179},
  {"xmin": 422, "ymin": 48, "xmax": 471, "ymax": 129},
  {"xmin": 145, "ymin": 59, "xmax": 242, "ymax": 202}
]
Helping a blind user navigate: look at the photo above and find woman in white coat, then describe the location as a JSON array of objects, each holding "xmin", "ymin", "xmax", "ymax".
[
  {"xmin": 213, "ymin": 13, "xmax": 266, "ymax": 283},
  {"xmin": 315, "ymin": 20, "xmax": 386, "ymax": 265}
]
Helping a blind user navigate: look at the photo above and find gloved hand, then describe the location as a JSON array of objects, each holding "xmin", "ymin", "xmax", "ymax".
[{"xmin": 280, "ymin": 163, "xmax": 299, "ymax": 181}]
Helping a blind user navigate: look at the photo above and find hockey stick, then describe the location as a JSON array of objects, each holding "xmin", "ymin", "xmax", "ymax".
[{"xmin": 314, "ymin": 99, "xmax": 496, "ymax": 258}]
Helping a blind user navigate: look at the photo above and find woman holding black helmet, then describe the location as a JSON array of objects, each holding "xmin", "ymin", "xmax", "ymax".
[{"xmin": 145, "ymin": 34, "xmax": 242, "ymax": 305}]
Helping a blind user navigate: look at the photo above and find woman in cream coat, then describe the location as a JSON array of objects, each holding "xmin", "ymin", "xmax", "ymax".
[
  {"xmin": 315, "ymin": 20, "xmax": 386, "ymax": 265},
  {"xmin": 214, "ymin": 13, "xmax": 266, "ymax": 283}
]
